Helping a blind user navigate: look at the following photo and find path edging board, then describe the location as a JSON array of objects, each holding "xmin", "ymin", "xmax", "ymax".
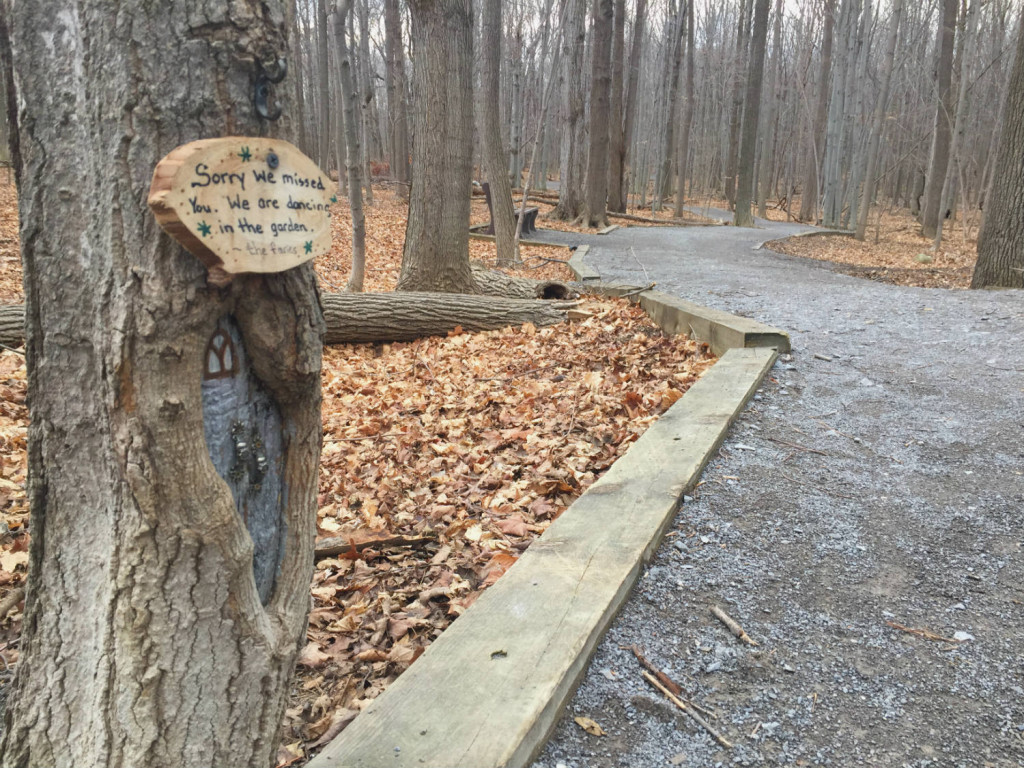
[{"xmin": 308, "ymin": 346, "xmax": 777, "ymax": 768}]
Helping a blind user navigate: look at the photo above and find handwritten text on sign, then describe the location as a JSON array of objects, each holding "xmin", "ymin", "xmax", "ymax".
[{"xmin": 148, "ymin": 138, "xmax": 334, "ymax": 280}]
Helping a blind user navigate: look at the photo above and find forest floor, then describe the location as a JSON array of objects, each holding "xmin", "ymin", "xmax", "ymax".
[
  {"xmin": 681, "ymin": 193, "xmax": 978, "ymax": 289},
  {"xmin": 0, "ymin": 178, "xmax": 717, "ymax": 766},
  {"xmin": 533, "ymin": 216, "xmax": 1024, "ymax": 768}
]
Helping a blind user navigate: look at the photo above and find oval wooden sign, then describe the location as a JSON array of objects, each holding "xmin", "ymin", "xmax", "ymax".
[{"xmin": 148, "ymin": 137, "xmax": 333, "ymax": 281}]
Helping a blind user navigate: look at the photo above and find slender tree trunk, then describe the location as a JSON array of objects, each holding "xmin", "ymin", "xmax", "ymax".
[
  {"xmin": 757, "ymin": 0, "xmax": 784, "ymax": 218},
  {"xmin": 606, "ymin": 0, "xmax": 627, "ymax": 212},
  {"xmin": 533, "ymin": 0, "xmax": 556, "ymax": 191},
  {"xmin": 507, "ymin": 20, "xmax": 525, "ymax": 186},
  {"xmin": 317, "ymin": 0, "xmax": 332, "ymax": 169},
  {"xmin": 398, "ymin": 0, "xmax": 478, "ymax": 293},
  {"xmin": 855, "ymin": 0, "xmax": 902, "ymax": 240},
  {"xmin": 354, "ymin": 0, "xmax": 375, "ymax": 204},
  {"xmin": 583, "ymin": 0, "xmax": 614, "ymax": 227},
  {"xmin": 287, "ymin": 0, "xmax": 310, "ymax": 155},
  {"xmin": 799, "ymin": 0, "xmax": 835, "ymax": 222},
  {"xmin": 481, "ymin": 0, "xmax": 518, "ymax": 266},
  {"xmin": 0, "ymin": 3, "xmax": 324, "ymax": 767},
  {"xmin": 673, "ymin": 0, "xmax": 696, "ymax": 218},
  {"xmin": 384, "ymin": 0, "xmax": 411, "ymax": 183},
  {"xmin": 620, "ymin": 0, "xmax": 649, "ymax": 209},
  {"xmin": 971, "ymin": 11, "xmax": 1024, "ymax": 288},
  {"xmin": 734, "ymin": 0, "xmax": 771, "ymax": 226},
  {"xmin": 920, "ymin": 0, "xmax": 958, "ymax": 238},
  {"xmin": 725, "ymin": 0, "xmax": 752, "ymax": 208},
  {"xmin": 654, "ymin": 1, "xmax": 685, "ymax": 207},
  {"xmin": 556, "ymin": 0, "xmax": 587, "ymax": 220},
  {"xmin": 333, "ymin": 0, "xmax": 368, "ymax": 291}
]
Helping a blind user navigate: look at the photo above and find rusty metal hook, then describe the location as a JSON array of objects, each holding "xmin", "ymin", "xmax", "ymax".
[{"xmin": 254, "ymin": 57, "xmax": 287, "ymax": 121}]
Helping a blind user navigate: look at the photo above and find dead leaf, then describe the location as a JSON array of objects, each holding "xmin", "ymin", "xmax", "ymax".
[
  {"xmin": 574, "ymin": 716, "xmax": 606, "ymax": 736},
  {"xmin": 296, "ymin": 642, "xmax": 330, "ymax": 669}
]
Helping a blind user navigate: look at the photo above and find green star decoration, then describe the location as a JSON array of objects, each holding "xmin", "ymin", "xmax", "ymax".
[
  {"xmin": 197, "ymin": 221, "xmax": 212, "ymax": 237},
  {"xmin": 304, "ymin": 240, "xmax": 313, "ymax": 254},
  {"xmin": 330, "ymin": 195, "xmax": 338, "ymax": 204},
  {"xmin": 238, "ymin": 146, "xmax": 252, "ymax": 162}
]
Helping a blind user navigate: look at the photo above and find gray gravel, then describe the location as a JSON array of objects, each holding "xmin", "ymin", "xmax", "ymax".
[{"xmin": 530, "ymin": 218, "xmax": 1024, "ymax": 768}]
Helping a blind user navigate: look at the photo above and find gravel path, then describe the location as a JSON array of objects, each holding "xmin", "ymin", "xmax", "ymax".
[{"xmin": 531, "ymin": 218, "xmax": 1024, "ymax": 768}]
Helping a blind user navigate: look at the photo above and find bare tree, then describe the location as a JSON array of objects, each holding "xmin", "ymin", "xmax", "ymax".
[
  {"xmin": 673, "ymin": 0, "xmax": 696, "ymax": 218},
  {"xmin": 583, "ymin": 0, "xmax": 615, "ymax": 227},
  {"xmin": 799, "ymin": 0, "xmax": 835, "ymax": 222},
  {"xmin": 397, "ymin": 0, "xmax": 478, "ymax": 293},
  {"xmin": 735, "ymin": 0, "xmax": 772, "ymax": 226},
  {"xmin": 555, "ymin": 0, "xmax": 587, "ymax": 220},
  {"xmin": 0, "ymin": 2, "xmax": 323, "ymax": 766},
  {"xmin": 606, "ymin": 0, "xmax": 627, "ymax": 212},
  {"xmin": 385, "ymin": 0, "xmax": 411, "ymax": 183},
  {"xmin": 920, "ymin": 0, "xmax": 958, "ymax": 238}
]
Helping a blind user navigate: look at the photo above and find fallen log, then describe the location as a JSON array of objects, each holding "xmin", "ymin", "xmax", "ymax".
[
  {"xmin": 470, "ymin": 262, "xmax": 579, "ymax": 300},
  {"xmin": 0, "ymin": 292, "xmax": 578, "ymax": 348}
]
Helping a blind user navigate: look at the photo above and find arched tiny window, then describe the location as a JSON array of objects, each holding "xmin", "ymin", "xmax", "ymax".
[{"xmin": 204, "ymin": 328, "xmax": 239, "ymax": 380}]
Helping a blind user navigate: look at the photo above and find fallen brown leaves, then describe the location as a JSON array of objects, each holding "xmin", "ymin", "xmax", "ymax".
[{"xmin": 0, "ymin": 177, "xmax": 717, "ymax": 765}]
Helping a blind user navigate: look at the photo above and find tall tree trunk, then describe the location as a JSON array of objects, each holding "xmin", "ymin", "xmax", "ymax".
[
  {"xmin": 724, "ymin": 0, "xmax": 752, "ymax": 208},
  {"xmin": 673, "ymin": 0, "xmax": 696, "ymax": 218},
  {"xmin": 734, "ymin": 0, "xmax": 771, "ymax": 226},
  {"xmin": 556, "ymin": 0, "xmax": 587, "ymax": 220},
  {"xmin": 606, "ymin": 0, "xmax": 627, "ymax": 212},
  {"xmin": 654, "ymin": 0, "xmax": 685, "ymax": 207},
  {"xmin": 318, "ymin": 0, "xmax": 332, "ymax": 169},
  {"xmin": 357, "ymin": 0, "xmax": 384, "ymax": 166},
  {"xmin": 920, "ymin": 0, "xmax": 958, "ymax": 238},
  {"xmin": 533, "ymin": 0, "xmax": 557, "ymax": 191},
  {"xmin": 287, "ymin": 0, "xmax": 310, "ymax": 155},
  {"xmin": 855, "ymin": 0, "xmax": 902, "ymax": 240},
  {"xmin": 334, "ymin": 0, "xmax": 368, "ymax": 291},
  {"xmin": 481, "ymin": 0, "xmax": 518, "ymax": 266},
  {"xmin": 757, "ymin": 0, "xmax": 784, "ymax": 218},
  {"xmin": 583, "ymin": 0, "xmax": 614, "ymax": 227},
  {"xmin": 397, "ymin": 0, "xmax": 478, "ymax": 293},
  {"xmin": 799, "ymin": 0, "xmax": 835, "ymax": 222},
  {"xmin": 620, "ymin": 0, "xmax": 649, "ymax": 209},
  {"xmin": 507, "ymin": 21, "xmax": 524, "ymax": 186},
  {"xmin": 0, "ymin": 3, "xmax": 324, "ymax": 767},
  {"xmin": 970, "ymin": 19, "xmax": 1024, "ymax": 287},
  {"xmin": 384, "ymin": 0, "xmax": 411, "ymax": 183}
]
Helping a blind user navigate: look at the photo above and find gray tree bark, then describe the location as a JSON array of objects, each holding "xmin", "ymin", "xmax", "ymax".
[
  {"xmin": 606, "ymin": 0, "xmax": 627, "ymax": 212},
  {"xmin": 333, "ymin": 0, "xmax": 368, "ymax": 291},
  {"xmin": 620, "ymin": 0, "xmax": 649, "ymax": 210},
  {"xmin": 724, "ymin": 0, "xmax": 752, "ymax": 209},
  {"xmin": 481, "ymin": 0, "xmax": 519, "ymax": 267},
  {"xmin": 757, "ymin": 0, "xmax": 784, "ymax": 218},
  {"xmin": 583, "ymin": 0, "xmax": 615, "ymax": 228},
  {"xmin": 920, "ymin": 0, "xmax": 958, "ymax": 238},
  {"xmin": 384, "ymin": 0, "xmax": 411, "ymax": 183},
  {"xmin": 0, "ymin": 3, "xmax": 324, "ymax": 767},
  {"xmin": 317, "ymin": 0, "xmax": 333, "ymax": 169},
  {"xmin": 555, "ymin": 0, "xmax": 587, "ymax": 221},
  {"xmin": 971, "ymin": 12, "xmax": 1024, "ymax": 289},
  {"xmin": 673, "ymin": 0, "xmax": 695, "ymax": 219},
  {"xmin": 734, "ymin": 0, "xmax": 772, "ymax": 227},
  {"xmin": 799, "ymin": 0, "xmax": 835, "ymax": 222},
  {"xmin": 654, "ymin": 0, "xmax": 685, "ymax": 207},
  {"xmin": 397, "ymin": 0, "xmax": 478, "ymax": 293}
]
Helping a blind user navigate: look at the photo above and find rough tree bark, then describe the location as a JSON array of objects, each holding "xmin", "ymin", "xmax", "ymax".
[
  {"xmin": 397, "ymin": 0, "xmax": 479, "ymax": 293},
  {"xmin": 971, "ymin": 12, "xmax": 1024, "ymax": 289},
  {"xmin": 799, "ymin": 0, "xmax": 835, "ymax": 222},
  {"xmin": 333, "ymin": 0, "xmax": 368, "ymax": 291},
  {"xmin": 654, "ymin": 0, "xmax": 685, "ymax": 207},
  {"xmin": 620, "ymin": 0, "xmax": 649, "ymax": 209},
  {"xmin": 606, "ymin": 0, "xmax": 627, "ymax": 212},
  {"xmin": 481, "ymin": 0, "xmax": 518, "ymax": 267},
  {"xmin": 384, "ymin": 0, "xmax": 411, "ymax": 183},
  {"xmin": 0, "ymin": 3, "xmax": 324, "ymax": 767},
  {"xmin": 724, "ymin": 0, "xmax": 752, "ymax": 209},
  {"xmin": 555, "ymin": 0, "xmax": 587, "ymax": 221},
  {"xmin": 583, "ymin": 0, "xmax": 615, "ymax": 228},
  {"xmin": 317, "ymin": 0, "xmax": 333, "ymax": 169},
  {"xmin": 920, "ymin": 0, "xmax": 957, "ymax": 238},
  {"xmin": 734, "ymin": 0, "xmax": 772, "ymax": 227},
  {"xmin": 673, "ymin": 0, "xmax": 696, "ymax": 218}
]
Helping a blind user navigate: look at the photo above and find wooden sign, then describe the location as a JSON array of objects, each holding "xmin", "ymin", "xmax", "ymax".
[{"xmin": 148, "ymin": 138, "xmax": 333, "ymax": 283}]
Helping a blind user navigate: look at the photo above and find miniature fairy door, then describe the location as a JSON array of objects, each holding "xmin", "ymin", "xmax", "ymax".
[{"xmin": 201, "ymin": 316, "xmax": 286, "ymax": 604}]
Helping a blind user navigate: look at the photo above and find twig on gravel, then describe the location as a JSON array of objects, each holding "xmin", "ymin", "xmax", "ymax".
[
  {"xmin": 642, "ymin": 671, "xmax": 733, "ymax": 749},
  {"xmin": 628, "ymin": 246, "xmax": 652, "ymax": 283},
  {"xmin": 813, "ymin": 353, "xmax": 833, "ymax": 362},
  {"xmin": 711, "ymin": 606, "xmax": 758, "ymax": 647},
  {"xmin": 629, "ymin": 644, "xmax": 684, "ymax": 697},
  {"xmin": 886, "ymin": 621, "xmax": 962, "ymax": 644},
  {"xmin": 780, "ymin": 470, "xmax": 858, "ymax": 500},
  {"xmin": 619, "ymin": 282, "xmax": 657, "ymax": 299}
]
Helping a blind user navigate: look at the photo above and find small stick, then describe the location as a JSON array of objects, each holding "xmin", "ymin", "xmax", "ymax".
[
  {"xmin": 619, "ymin": 282, "xmax": 657, "ymax": 299},
  {"xmin": 886, "ymin": 621, "xmax": 961, "ymax": 644},
  {"xmin": 642, "ymin": 671, "xmax": 733, "ymax": 749},
  {"xmin": 323, "ymin": 433, "xmax": 404, "ymax": 443},
  {"xmin": 711, "ymin": 605, "xmax": 758, "ymax": 647},
  {"xmin": 813, "ymin": 353, "xmax": 833, "ymax": 362},
  {"xmin": 766, "ymin": 436, "xmax": 829, "ymax": 457},
  {"xmin": 0, "ymin": 344, "xmax": 24, "ymax": 357},
  {"xmin": 630, "ymin": 644, "xmax": 683, "ymax": 697},
  {"xmin": 0, "ymin": 587, "xmax": 25, "ymax": 621}
]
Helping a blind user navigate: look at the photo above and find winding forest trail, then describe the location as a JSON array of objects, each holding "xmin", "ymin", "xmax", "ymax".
[{"xmin": 532, "ymin": 219, "xmax": 1024, "ymax": 767}]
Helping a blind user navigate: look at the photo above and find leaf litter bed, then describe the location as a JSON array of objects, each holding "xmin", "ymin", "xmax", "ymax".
[{"xmin": 0, "ymin": 179, "xmax": 717, "ymax": 765}]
